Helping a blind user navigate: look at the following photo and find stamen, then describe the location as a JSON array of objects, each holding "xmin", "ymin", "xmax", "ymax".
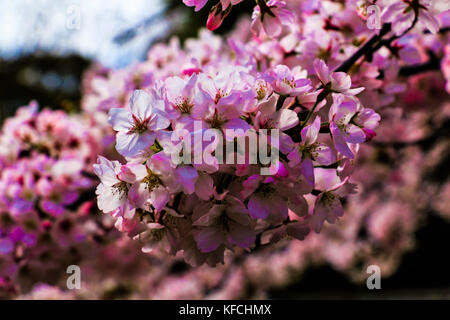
[
  {"xmin": 112, "ymin": 181, "xmax": 129, "ymax": 199},
  {"xmin": 129, "ymin": 115, "xmax": 149, "ymax": 134},
  {"xmin": 176, "ymin": 97, "xmax": 194, "ymax": 114},
  {"xmin": 142, "ymin": 172, "xmax": 162, "ymax": 192}
]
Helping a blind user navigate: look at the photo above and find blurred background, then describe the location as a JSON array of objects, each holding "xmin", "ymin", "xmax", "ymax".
[
  {"xmin": 1, "ymin": 0, "xmax": 450, "ymax": 299},
  {"xmin": 0, "ymin": 0, "xmax": 255, "ymax": 121}
]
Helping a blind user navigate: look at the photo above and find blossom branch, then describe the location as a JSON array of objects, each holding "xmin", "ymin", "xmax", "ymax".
[
  {"xmin": 399, "ymin": 52, "xmax": 441, "ymax": 77},
  {"xmin": 298, "ymin": 88, "xmax": 330, "ymax": 131},
  {"xmin": 276, "ymin": 94, "xmax": 287, "ymax": 110},
  {"xmin": 334, "ymin": 23, "xmax": 392, "ymax": 73}
]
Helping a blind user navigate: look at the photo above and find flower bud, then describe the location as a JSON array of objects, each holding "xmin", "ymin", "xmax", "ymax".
[
  {"xmin": 207, "ymin": 2, "xmax": 232, "ymax": 31},
  {"xmin": 182, "ymin": 67, "xmax": 202, "ymax": 76},
  {"xmin": 362, "ymin": 128, "xmax": 376, "ymax": 141}
]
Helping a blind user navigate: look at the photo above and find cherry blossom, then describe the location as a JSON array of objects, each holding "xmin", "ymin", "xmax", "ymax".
[
  {"xmin": 192, "ymin": 195, "xmax": 256, "ymax": 252},
  {"xmin": 382, "ymin": 0, "xmax": 441, "ymax": 36},
  {"xmin": 265, "ymin": 65, "xmax": 312, "ymax": 96},
  {"xmin": 251, "ymin": 0, "xmax": 295, "ymax": 38},
  {"xmin": 310, "ymin": 168, "xmax": 357, "ymax": 233},
  {"xmin": 287, "ymin": 116, "xmax": 335, "ymax": 187},
  {"xmin": 314, "ymin": 59, "xmax": 365, "ymax": 95},
  {"xmin": 109, "ymin": 90, "xmax": 170, "ymax": 158}
]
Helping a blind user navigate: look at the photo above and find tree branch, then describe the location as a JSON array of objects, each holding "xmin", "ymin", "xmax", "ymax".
[
  {"xmin": 334, "ymin": 23, "xmax": 392, "ymax": 73},
  {"xmin": 399, "ymin": 53, "xmax": 441, "ymax": 77}
]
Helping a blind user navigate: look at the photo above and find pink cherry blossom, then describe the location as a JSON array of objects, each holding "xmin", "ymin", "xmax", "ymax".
[
  {"xmin": 196, "ymin": 70, "xmax": 253, "ymax": 133},
  {"xmin": 109, "ymin": 90, "xmax": 170, "ymax": 158},
  {"xmin": 287, "ymin": 116, "xmax": 335, "ymax": 186},
  {"xmin": 265, "ymin": 65, "xmax": 312, "ymax": 96},
  {"xmin": 134, "ymin": 219, "xmax": 178, "ymax": 254},
  {"xmin": 182, "ymin": 0, "xmax": 208, "ymax": 12},
  {"xmin": 183, "ymin": 0, "xmax": 244, "ymax": 12},
  {"xmin": 242, "ymin": 163, "xmax": 310, "ymax": 222},
  {"xmin": 251, "ymin": 0, "xmax": 295, "ymax": 38},
  {"xmin": 93, "ymin": 156, "xmax": 131, "ymax": 213},
  {"xmin": 310, "ymin": 168, "xmax": 357, "ymax": 233},
  {"xmin": 192, "ymin": 195, "xmax": 256, "ymax": 252},
  {"xmin": 328, "ymin": 94, "xmax": 368, "ymax": 159},
  {"xmin": 164, "ymin": 74, "xmax": 207, "ymax": 131},
  {"xmin": 254, "ymin": 95, "xmax": 298, "ymax": 153},
  {"xmin": 314, "ymin": 59, "xmax": 365, "ymax": 95},
  {"xmin": 382, "ymin": 0, "xmax": 441, "ymax": 36},
  {"xmin": 128, "ymin": 153, "xmax": 182, "ymax": 211}
]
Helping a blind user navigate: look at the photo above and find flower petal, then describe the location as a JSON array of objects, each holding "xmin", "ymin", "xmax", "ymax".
[
  {"xmin": 248, "ymin": 193, "xmax": 270, "ymax": 219},
  {"xmin": 108, "ymin": 108, "xmax": 132, "ymax": 132}
]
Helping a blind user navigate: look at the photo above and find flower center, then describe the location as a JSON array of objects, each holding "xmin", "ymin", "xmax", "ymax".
[
  {"xmin": 112, "ymin": 181, "xmax": 129, "ymax": 199},
  {"xmin": 256, "ymin": 83, "xmax": 267, "ymax": 100},
  {"xmin": 322, "ymin": 192, "xmax": 337, "ymax": 207},
  {"xmin": 260, "ymin": 184, "xmax": 275, "ymax": 197},
  {"xmin": 149, "ymin": 228, "xmax": 165, "ymax": 242},
  {"xmin": 210, "ymin": 206, "xmax": 230, "ymax": 231},
  {"xmin": 301, "ymin": 142, "xmax": 320, "ymax": 158},
  {"xmin": 214, "ymin": 89, "xmax": 228, "ymax": 104},
  {"xmin": 260, "ymin": 118, "xmax": 276, "ymax": 129},
  {"xmin": 22, "ymin": 189, "xmax": 34, "ymax": 201},
  {"xmin": 133, "ymin": 74, "xmax": 143, "ymax": 87},
  {"xmin": 24, "ymin": 218, "xmax": 38, "ymax": 232},
  {"xmin": 49, "ymin": 192, "xmax": 61, "ymax": 203},
  {"xmin": 317, "ymin": 48, "xmax": 331, "ymax": 61},
  {"xmin": 283, "ymin": 77, "xmax": 297, "ymax": 88},
  {"xmin": 176, "ymin": 97, "xmax": 194, "ymax": 114},
  {"xmin": 206, "ymin": 112, "xmax": 226, "ymax": 129},
  {"xmin": 162, "ymin": 214, "xmax": 178, "ymax": 228},
  {"xmin": 129, "ymin": 115, "xmax": 149, "ymax": 134},
  {"xmin": 142, "ymin": 172, "xmax": 162, "ymax": 192}
]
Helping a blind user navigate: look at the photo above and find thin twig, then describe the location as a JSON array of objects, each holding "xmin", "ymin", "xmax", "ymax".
[{"xmin": 334, "ymin": 23, "xmax": 392, "ymax": 73}]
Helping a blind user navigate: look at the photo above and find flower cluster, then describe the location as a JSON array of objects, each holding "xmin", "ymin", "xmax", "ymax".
[
  {"xmin": 184, "ymin": 0, "xmax": 446, "ymax": 36},
  {"xmin": 87, "ymin": 0, "xmax": 450, "ymax": 266},
  {"xmin": 0, "ymin": 103, "xmax": 116, "ymax": 290},
  {"xmin": 13, "ymin": 70, "xmax": 450, "ymax": 298}
]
